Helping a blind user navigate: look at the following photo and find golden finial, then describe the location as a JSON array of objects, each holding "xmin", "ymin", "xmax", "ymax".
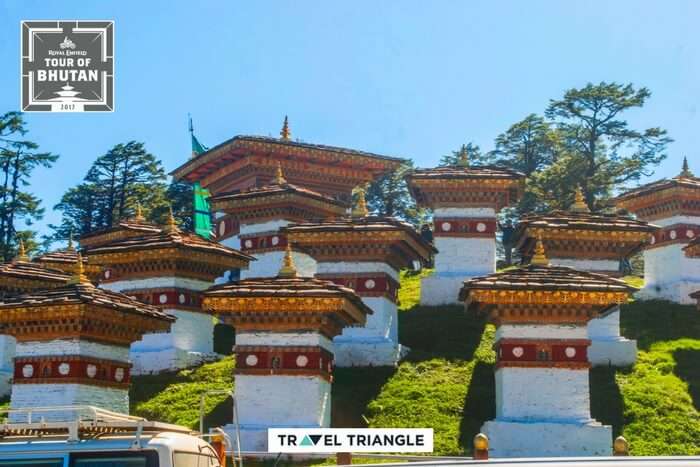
[
  {"xmin": 571, "ymin": 186, "xmax": 590, "ymax": 213},
  {"xmin": 352, "ymin": 186, "xmax": 369, "ymax": 217},
  {"xmin": 530, "ymin": 233, "xmax": 549, "ymax": 266},
  {"xmin": 613, "ymin": 436, "xmax": 629, "ymax": 456},
  {"xmin": 278, "ymin": 244, "xmax": 297, "ymax": 278},
  {"xmin": 163, "ymin": 206, "xmax": 180, "ymax": 233},
  {"xmin": 457, "ymin": 144, "xmax": 469, "ymax": 168},
  {"xmin": 280, "ymin": 115, "xmax": 291, "ymax": 141},
  {"xmin": 133, "ymin": 202, "xmax": 145, "ymax": 222},
  {"xmin": 14, "ymin": 238, "xmax": 29, "ymax": 262},
  {"xmin": 680, "ymin": 156, "xmax": 693, "ymax": 178},
  {"xmin": 473, "ymin": 433, "xmax": 489, "ymax": 460},
  {"xmin": 67, "ymin": 229, "xmax": 75, "ymax": 251},
  {"xmin": 273, "ymin": 161, "xmax": 287, "ymax": 185},
  {"xmin": 68, "ymin": 252, "xmax": 91, "ymax": 285}
]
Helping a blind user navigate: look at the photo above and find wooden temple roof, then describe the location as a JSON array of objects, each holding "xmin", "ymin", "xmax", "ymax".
[
  {"xmin": 79, "ymin": 220, "xmax": 162, "ymax": 249},
  {"xmin": 0, "ymin": 282, "xmax": 174, "ymax": 322},
  {"xmin": 0, "ymin": 260, "xmax": 71, "ymax": 292},
  {"xmin": 210, "ymin": 181, "xmax": 348, "ymax": 212},
  {"xmin": 33, "ymin": 248, "xmax": 83, "ymax": 265},
  {"xmin": 516, "ymin": 211, "xmax": 657, "ymax": 234},
  {"xmin": 407, "ymin": 164, "xmax": 525, "ymax": 181},
  {"xmin": 615, "ymin": 175, "xmax": 700, "ymax": 203}
]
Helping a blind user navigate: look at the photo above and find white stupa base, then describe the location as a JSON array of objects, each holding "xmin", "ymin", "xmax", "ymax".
[
  {"xmin": 482, "ymin": 419, "xmax": 612, "ymax": 458},
  {"xmin": 587, "ymin": 309, "xmax": 637, "ymax": 367},
  {"xmin": 636, "ymin": 280, "xmax": 700, "ymax": 305},
  {"xmin": 0, "ymin": 335, "xmax": 15, "ymax": 397},
  {"xmin": 223, "ymin": 423, "xmax": 326, "ymax": 455},
  {"xmin": 130, "ymin": 348, "xmax": 220, "ymax": 375},
  {"xmin": 333, "ymin": 339, "xmax": 407, "ymax": 367},
  {"xmin": 419, "ymin": 274, "xmax": 468, "ymax": 306},
  {"xmin": 0, "ymin": 369, "xmax": 12, "ymax": 398}
]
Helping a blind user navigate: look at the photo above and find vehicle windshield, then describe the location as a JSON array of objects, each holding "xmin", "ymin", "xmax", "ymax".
[{"xmin": 0, "ymin": 461, "xmax": 63, "ymax": 467}]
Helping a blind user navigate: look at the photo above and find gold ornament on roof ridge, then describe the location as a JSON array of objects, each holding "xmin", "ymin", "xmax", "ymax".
[
  {"xmin": 457, "ymin": 144, "xmax": 470, "ymax": 168},
  {"xmin": 67, "ymin": 229, "xmax": 75, "ymax": 251},
  {"xmin": 14, "ymin": 238, "xmax": 29, "ymax": 262},
  {"xmin": 278, "ymin": 244, "xmax": 298, "ymax": 278},
  {"xmin": 68, "ymin": 252, "xmax": 91, "ymax": 285},
  {"xmin": 280, "ymin": 115, "xmax": 291, "ymax": 141},
  {"xmin": 273, "ymin": 161, "xmax": 287, "ymax": 185},
  {"xmin": 530, "ymin": 234, "xmax": 549, "ymax": 266},
  {"xmin": 133, "ymin": 202, "xmax": 145, "ymax": 222},
  {"xmin": 571, "ymin": 186, "xmax": 590, "ymax": 213},
  {"xmin": 352, "ymin": 186, "xmax": 369, "ymax": 217},
  {"xmin": 680, "ymin": 156, "xmax": 694, "ymax": 178},
  {"xmin": 163, "ymin": 207, "xmax": 180, "ymax": 234}
]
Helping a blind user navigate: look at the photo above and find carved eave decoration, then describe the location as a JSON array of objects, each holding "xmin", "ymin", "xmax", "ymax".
[
  {"xmin": 210, "ymin": 191, "xmax": 347, "ymax": 221},
  {"xmin": 79, "ymin": 222, "xmax": 162, "ymax": 249}
]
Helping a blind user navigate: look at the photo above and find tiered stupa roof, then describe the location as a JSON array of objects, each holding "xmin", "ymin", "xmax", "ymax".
[
  {"xmin": 406, "ymin": 149, "xmax": 525, "ymax": 210},
  {"xmin": 79, "ymin": 207, "xmax": 161, "ymax": 250},
  {"xmin": 171, "ymin": 118, "xmax": 404, "ymax": 200},
  {"xmin": 514, "ymin": 187, "xmax": 658, "ymax": 263},
  {"xmin": 614, "ymin": 158, "xmax": 700, "ymax": 221},
  {"xmin": 0, "ymin": 241, "xmax": 71, "ymax": 296}
]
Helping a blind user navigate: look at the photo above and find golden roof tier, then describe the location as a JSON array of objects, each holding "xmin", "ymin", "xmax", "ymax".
[
  {"xmin": 614, "ymin": 162, "xmax": 700, "ymax": 222},
  {"xmin": 0, "ymin": 260, "xmax": 71, "ymax": 296},
  {"xmin": 33, "ymin": 248, "xmax": 102, "ymax": 281},
  {"xmin": 203, "ymin": 276, "xmax": 372, "ymax": 339},
  {"xmin": 459, "ymin": 264, "xmax": 637, "ymax": 324},
  {"xmin": 283, "ymin": 216, "xmax": 436, "ymax": 271},
  {"xmin": 514, "ymin": 211, "xmax": 658, "ymax": 263},
  {"xmin": 405, "ymin": 164, "xmax": 525, "ymax": 210},
  {"xmin": 0, "ymin": 281, "xmax": 173, "ymax": 345},
  {"xmin": 79, "ymin": 219, "xmax": 162, "ymax": 250},
  {"xmin": 171, "ymin": 132, "xmax": 405, "ymax": 201},
  {"xmin": 84, "ymin": 228, "xmax": 254, "ymax": 284}
]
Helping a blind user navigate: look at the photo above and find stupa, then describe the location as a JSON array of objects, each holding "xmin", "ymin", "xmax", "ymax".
[
  {"xmin": 84, "ymin": 209, "xmax": 254, "ymax": 374},
  {"xmin": 614, "ymin": 158, "xmax": 700, "ymax": 303},
  {"xmin": 171, "ymin": 118, "xmax": 404, "ymax": 204},
  {"xmin": 406, "ymin": 148, "xmax": 525, "ymax": 305},
  {"xmin": 284, "ymin": 188, "xmax": 435, "ymax": 366},
  {"xmin": 0, "ymin": 256, "xmax": 173, "ymax": 420},
  {"xmin": 78, "ymin": 204, "xmax": 162, "ymax": 250},
  {"xmin": 513, "ymin": 187, "xmax": 657, "ymax": 366},
  {"xmin": 33, "ymin": 234, "xmax": 102, "ymax": 281},
  {"xmin": 209, "ymin": 164, "xmax": 348, "ymax": 279},
  {"xmin": 202, "ymin": 246, "xmax": 372, "ymax": 451},
  {"xmin": 460, "ymin": 238, "xmax": 636, "ymax": 457},
  {"xmin": 684, "ymin": 238, "xmax": 700, "ymax": 308},
  {"xmin": 0, "ymin": 241, "xmax": 72, "ymax": 397}
]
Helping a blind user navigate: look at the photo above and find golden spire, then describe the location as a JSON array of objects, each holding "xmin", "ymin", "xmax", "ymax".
[
  {"xmin": 530, "ymin": 233, "xmax": 549, "ymax": 266},
  {"xmin": 163, "ymin": 206, "xmax": 180, "ymax": 233},
  {"xmin": 133, "ymin": 202, "xmax": 145, "ymax": 222},
  {"xmin": 68, "ymin": 252, "xmax": 91, "ymax": 285},
  {"xmin": 457, "ymin": 144, "xmax": 469, "ymax": 168},
  {"xmin": 352, "ymin": 186, "xmax": 369, "ymax": 217},
  {"xmin": 67, "ymin": 230, "xmax": 75, "ymax": 251},
  {"xmin": 280, "ymin": 115, "xmax": 291, "ymax": 141},
  {"xmin": 571, "ymin": 186, "xmax": 590, "ymax": 213},
  {"xmin": 273, "ymin": 161, "xmax": 287, "ymax": 185},
  {"xmin": 680, "ymin": 156, "xmax": 693, "ymax": 178},
  {"xmin": 278, "ymin": 244, "xmax": 298, "ymax": 278},
  {"xmin": 14, "ymin": 238, "xmax": 29, "ymax": 262}
]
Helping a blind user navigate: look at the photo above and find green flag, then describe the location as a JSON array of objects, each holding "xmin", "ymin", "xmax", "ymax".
[{"xmin": 190, "ymin": 116, "xmax": 213, "ymax": 239}]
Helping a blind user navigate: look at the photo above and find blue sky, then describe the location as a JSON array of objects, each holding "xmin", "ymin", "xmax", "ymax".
[{"xmin": 1, "ymin": 1, "xmax": 699, "ymax": 240}]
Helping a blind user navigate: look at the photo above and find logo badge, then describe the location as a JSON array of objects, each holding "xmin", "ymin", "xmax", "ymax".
[
  {"xmin": 268, "ymin": 428, "xmax": 434, "ymax": 453},
  {"xmin": 21, "ymin": 20, "xmax": 114, "ymax": 112}
]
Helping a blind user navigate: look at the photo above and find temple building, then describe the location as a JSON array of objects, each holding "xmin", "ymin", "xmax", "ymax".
[
  {"xmin": 614, "ymin": 158, "xmax": 700, "ymax": 304},
  {"xmin": 513, "ymin": 187, "xmax": 657, "ymax": 366},
  {"xmin": 171, "ymin": 118, "xmax": 404, "ymax": 204},
  {"xmin": 684, "ymin": 237, "xmax": 700, "ymax": 308},
  {"xmin": 84, "ymin": 211, "xmax": 254, "ymax": 374},
  {"xmin": 0, "ymin": 242, "xmax": 72, "ymax": 397},
  {"xmin": 202, "ymin": 247, "xmax": 372, "ymax": 451},
  {"xmin": 33, "ymin": 236, "xmax": 102, "ymax": 282},
  {"xmin": 284, "ymin": 189, "xmax": 435, "ymax": 366},
  {"xmin": 208, "ymin": 164, "xmax": 348, "ymax": 279},
  {"xmin": 406, "ymin": 149, "xmax": 525, "ymax": 305},
  {"xmin": 0, "ymin": 257, "xmax": 173, "ymax": 419},
  {"xmin": 459, "ymin": 239, "xmax": 636, "ymax": 457}
]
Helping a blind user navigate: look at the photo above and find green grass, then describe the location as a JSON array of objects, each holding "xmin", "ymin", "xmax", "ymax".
[{"xmin": 129, "ymin": 274, "xmax": 700, "ymax": 456}]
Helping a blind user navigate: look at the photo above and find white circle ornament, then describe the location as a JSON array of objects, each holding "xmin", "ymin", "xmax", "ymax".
[
  {"xmin": 687, "ymin": 230, "xmax": 695, "ymax": 239},
  {"xmin": 86, "ymin": 364, "xmax": 97, "ymax": 378},
  {"xmin": 219, "ymin": 222, "xmax": 226, "ymax": 236},
  {"xmin": 512, "ymin": 347, "xmax": 524, "ymax": 358},
  {"xmin": 245, "ymin": 355, "xmax": 258, "ymax": 367},
  {"xmin": 22, "ymin": 364, "xmax": 34, "ymax": 378},
  {"xmin": 271, "ymin": 236, "xmax": 280, "ymax": 246},
  {"xmin": 296, "ymin": 355, "xmax": 309, "ymax": 367},
  {"xmin": 364, "ymin": 279, "xmax": 376, "ymax": 290},
  {"xmin": 670, "ymin": 230, "xmax": 677, "ymax": 240},
  {"xmin": 159, "ymin": 293, "xmax": 168, "ymax": 304},
  {"xmin": 58, "ymin": 363, "xmax": 70, "ymax": 375},
  {"xmin": 476, "ymin": 222, "xmax": 487, "ymax": 232},
  {"xmin": 104, "ymin": 270, "xmax": 111, "ymax": 279},
  {"xmin": 441, "ymin": 222, "xmax": 452, "ymax": 232},
  {"xmin": 650, "ymin": 236, "xmax": 656, "ymax": 245},
  {"xmin": 178, "ymin": 293, "xmax": 186, "ymax": 304},
  {"xmin": 565, "ymin": 347, "xmax": 577, "ymax": 358},
  {"xmin": 244, "ymin": 239, "xmax": 253, "ymax": 248},
  {"xmin": 114, "ymin": 368, "xmax": 125, "ymax": 382}
]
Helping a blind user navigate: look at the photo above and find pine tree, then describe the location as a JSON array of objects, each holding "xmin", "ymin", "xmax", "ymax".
[{"xmin": 365, "ymin": 161, "xmax": 428, "ymax": 227}]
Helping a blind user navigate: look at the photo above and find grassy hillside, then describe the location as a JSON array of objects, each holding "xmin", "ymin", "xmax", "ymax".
[{"xmin": 129, "ymin": 271, "xmax": 700, "ymax": 456}]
